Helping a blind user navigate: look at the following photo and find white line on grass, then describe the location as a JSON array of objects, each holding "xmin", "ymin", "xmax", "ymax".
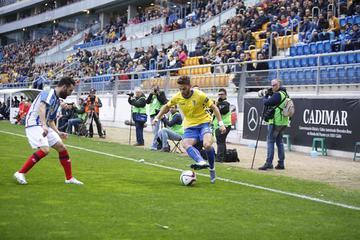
[{"xmin": 1, "ymin": 130, "xmax": 359, "ymax": 211}]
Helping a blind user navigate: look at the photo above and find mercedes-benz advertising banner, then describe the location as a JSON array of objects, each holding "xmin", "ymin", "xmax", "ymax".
[{"xmin": 243, "ymin": 98, "xmax": 360, "ymax": 152}]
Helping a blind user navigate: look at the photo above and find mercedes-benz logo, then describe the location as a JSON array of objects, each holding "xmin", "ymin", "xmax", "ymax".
[{"xmin": 247, "ymin": 107, "xmax": 259, "ymax": 132}]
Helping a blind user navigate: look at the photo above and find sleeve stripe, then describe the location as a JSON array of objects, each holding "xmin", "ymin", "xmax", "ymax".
[{"xmin": 45, "ymin": 89, "xmax": 54, "ymax": 104}]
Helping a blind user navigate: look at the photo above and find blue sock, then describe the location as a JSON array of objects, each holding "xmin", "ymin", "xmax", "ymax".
[
  {"xmin": 205, "ymin": 147, "xmax": 215, "ymax": 170},
  {"xmin": 186, "ymin": 146, "xmax": 204, "ymax": 163}
]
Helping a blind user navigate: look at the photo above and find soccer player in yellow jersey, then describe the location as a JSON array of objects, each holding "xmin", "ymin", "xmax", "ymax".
[{"xmin": 153, "ymin": 76, "xmax": 226, "ymax": 183}]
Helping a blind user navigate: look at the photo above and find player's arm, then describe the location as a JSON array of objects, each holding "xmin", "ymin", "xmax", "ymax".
[
  {"xmin": 152, "ymin": 104, "xmax": 170, "ymax": 125},
  {"xmin": 210, "ymin": 103, "xmax": 226, "ymax": 134},
  {"xmin": 38, "ymin": 102, "xmax": 49, "ymax": 137}
]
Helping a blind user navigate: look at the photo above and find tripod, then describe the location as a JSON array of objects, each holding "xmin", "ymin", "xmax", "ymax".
[{"xmin": 251, "ymin": 106, "xmax": 266, "ymax": 169}]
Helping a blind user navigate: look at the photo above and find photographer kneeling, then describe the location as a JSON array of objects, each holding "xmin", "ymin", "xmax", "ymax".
[
  {"xmin": 66, "ymin": 98, "xmax": 86, "ymax": 134},
  {"xmin": 258, "ymin": 79, "xmax": 289, "ymax": 170},
  {"xmin": 128, "ymin": 87, "xmax": 147, "ymax": 146}
]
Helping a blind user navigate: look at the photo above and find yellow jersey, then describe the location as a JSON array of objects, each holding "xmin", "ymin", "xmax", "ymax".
[{"xmin": 167, "ymin": 89, "xmax": 213, "ymax": 128}]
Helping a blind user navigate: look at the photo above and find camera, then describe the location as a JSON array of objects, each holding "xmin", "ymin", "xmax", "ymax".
[
  {"xmin": 90, "ymin": 95, "xmax": 96, "ymax": 103},
  {"xmin": 126, "ymin": 92, "xmax": 134, "ymax": 97},
  {"xmin": 258, "ymin": 88, "xmax": 273, "ymax": 97}
]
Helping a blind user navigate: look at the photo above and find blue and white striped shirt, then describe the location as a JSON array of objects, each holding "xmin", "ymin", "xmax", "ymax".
[{"xmin": 25, "ymin": 89, "xmax": 60, "ymax": 128}]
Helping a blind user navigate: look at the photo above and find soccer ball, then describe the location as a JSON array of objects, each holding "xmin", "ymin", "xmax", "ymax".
[{"xmin": 180, "ymin": 170, "xmax": 196, "ymax": 186}]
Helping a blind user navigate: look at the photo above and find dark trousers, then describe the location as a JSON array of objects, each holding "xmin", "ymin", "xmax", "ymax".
[
  {"xmin": 215, "ymin": 126, "xmax": 232, "ymax": 162},
  {"xmin": 89, "ymin": 112, "xmax": 103, "ymax": 137},
  {"xmin": 135, "ymin": 121, "xmax": 145, "ymax": 144}
]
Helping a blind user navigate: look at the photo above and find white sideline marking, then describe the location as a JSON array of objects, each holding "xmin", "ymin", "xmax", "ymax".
[{"xmin": 1, "ymin": 130, "xmax": 359, "ymax": 211}]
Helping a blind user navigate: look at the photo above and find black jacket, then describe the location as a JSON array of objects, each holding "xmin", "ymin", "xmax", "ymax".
[
  {"xmin": 128, "ymin": 93, "xmax": 146, "ymax": 108},
  {"xmin": 146, "ymin": 91, "xmax": 168, "ymax": 105},
  {"xmin": 163, "ymin": 112, "xmax": 182, "ymax": 127},
  {"xmin": 217, "ymin": 99, "xmax": 230, "ymax": 115}
]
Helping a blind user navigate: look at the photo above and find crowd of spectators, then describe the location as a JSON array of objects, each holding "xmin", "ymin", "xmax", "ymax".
[{"xmin": 1, "ymin": 0, "xmax": 359, "ymax": 86}]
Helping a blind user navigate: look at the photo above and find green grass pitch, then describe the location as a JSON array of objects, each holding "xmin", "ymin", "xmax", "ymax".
[{"xmin": 0, "ymin": 122, "xmax": 359, "ymax": 239}]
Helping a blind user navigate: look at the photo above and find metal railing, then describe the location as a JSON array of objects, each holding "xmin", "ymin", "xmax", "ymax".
[{"xmin": 3, "ymin": 51, "xmax": 360, "ymax": 97}]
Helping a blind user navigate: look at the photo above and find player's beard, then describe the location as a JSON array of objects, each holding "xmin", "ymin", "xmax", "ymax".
[{"xmin": 59, "ymin": 89, "xmax": 69, "ymax": 99}]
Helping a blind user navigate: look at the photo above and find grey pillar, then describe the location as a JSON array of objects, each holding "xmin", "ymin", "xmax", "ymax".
[{"xmin": 127, "ymin": 5, "xmax": 138, "ymax": 21}]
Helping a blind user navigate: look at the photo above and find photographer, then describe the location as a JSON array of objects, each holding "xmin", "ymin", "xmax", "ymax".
[
  {"xmin": 128, "ymin": 87, "xmax": 147, "ymax": 146},
  {"xmin": 146, "ymin": 85, "xmax": 168, "ymax": 150},
  {"xmin": 213, "ymin": 89, "xmax": 232, "ymax": 162},
  {"xmin": 158, "ymin": 105, "xmax": 183, "ymax": 152},
  {"xmin": 258, "ymin": 79, "xmax": 289, "ymax": 170},
  {"xmin": 85, "ymin": 88, "xmax": 105, "ymax": 138},
  {"xmin": 66, "ymin": 98, "xmax": 86, "ymax": 134}
]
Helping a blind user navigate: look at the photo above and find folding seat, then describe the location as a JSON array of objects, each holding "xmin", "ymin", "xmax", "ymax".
[
  {"xmin": 330, "ymin": 55, "xmax": 339, "ymax": 65},
  {"xmin": 339, "ymin": 54, "xmax": 347, "ymax": 64},
  {"xmin": 282, "ymin": 71, "xmax": 290, "ymax": 84},
  {"xmin": 347, "ymin": 53, "xmax": 356, "ymax": 63},
  {"xmin": 316, "ymin": 42, "xmax": 324, "ymax": 54},
  {"xmin": 356, "ymin": 52, "xmax": 360, "ymax": 63},
  {"xmin": 296, "ymin": 45, "xmax": 304, "ymax": 56},
  {"xmin": 280, "ymin": 59, "xmax": 287, "ymax": 68},
  {"xmin": 340, "ymin": 18, "xmax": 346, "ymax": 27},
  {"xmin": 268, "ymin": 71, "xmax": 277, "ymax": 81},
  {"xmin": 323, "ymin": 41, "xmax": 331, "ymax": 53},
  {"xmin": 297, "ymin": 70, "xmax": 305, "ymax": 85},
  {"xmin": 290, "ymin": 46, "xmax": 297, "ymax": 56},
  {"xmin": 320, "ymin": 68, "xmax": 329, "ymax": 84},
  {"xmin": 268, "ymin": 60, "xmax": 277, "ymax": 69},
  {"xmin": 287, "ymin": 59, "xmax": 295, "ymax": 68},
  {"xmin": 328, "ymin": 68, "xmax": 338, "ymax": 84},
  {"xmin": 294, "ymin": 58, "xmax": 301, "ymax": 68},
  {"xmin": 308, "ymin": 57, "xmax": 317, "ymax": 66},
  {"xmin": 290, "ymin": 70, "xmax": 298, "ymax": 84},
  {"xmin": 303, "ymin": 44, "xmax": 310, "ymax": 55},
  {"xmin": 320, "ymin": 56, "xmax": 330, "ymax": 66},
  {"xmin": 310, "ymin": 43, "xmax": 317, "ymax": 54},
  {"xmin": 300, "ymin": 57, "xmax": 308, "ymax": 67},
  {"xmin": 355, "ymin": 15, "xmax": 360, "ymax": 24},
  {"xmin": 346, "ymin": 67, "xmax": 355, "ymax": 84},
  {"xmin": 337, "ymin": 67, "xmax": 346, "ymax": 84},
  {"xmin": 346, "ymin": 16, "xmax": 354, "ymax": 25},
  {"xmin": 355, "ymin": 66, "xmax": 360, "ymax": 83}
]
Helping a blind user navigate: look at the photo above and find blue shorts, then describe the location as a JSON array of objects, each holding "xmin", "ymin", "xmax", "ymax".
[{"xmin": 183, "ymin": 123, "xmax": 212, "ymax": 142}]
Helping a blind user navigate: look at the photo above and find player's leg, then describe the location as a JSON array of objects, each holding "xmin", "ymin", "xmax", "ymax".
[
  {"xmin": 14, "ymin": 127, "xmax": 50, "ymax": 184},
  {"xmin": 49, "ymin": 129, "xmax": 83, "ymax": 185},
  {"xmin": 183, "ymin": 126, "xmax": 209, "ymax": 170},
  {"xmin": 202, "ymin": 132, "xmax": 216, "ymax": 183}
]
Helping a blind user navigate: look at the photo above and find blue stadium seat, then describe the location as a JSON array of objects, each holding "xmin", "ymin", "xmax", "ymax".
[
  {"xmin": 330, "ymin": 55, "xmax": 339, "ymax": 65},
  {"xmin": 300, "ymin": 57, "xmax": 308, "ymax": 67},
  {"xmin": 303, "ymin": 45, "xmax": 310, "ymax": 55},
  {"xmin": 346, "ymin": 67, "xmax": 356, "ymax": 83},
  {"xmin": 297, "ymin": 70, "xmax": 305, "ymax": 84},
  {"xmin": 328, "ymin": 68, "xmax": 338, "ymax": 84},
  {"xmin": 287, "ymin": 59, "xmax": 295, "ymax": 68},
  {"xmin": 337, "ymin": 67, "xmax": 346, "ymax": 84},
  {"xmin": 347, "ymin": 53, "xmax": 356, "ymax": 63},
  {"xmin": 323, "ymin": 41, "xmax": 331, "ymax": 53},
  {"xmin": 316, "ymin": 42, "xmax": 324, "ymax": 54},
  {"xmin": 355, "ymin": 15, "xmax": 360, "ymax": 24},
  {"xmin": 308, "ymin": 57, "xmax": 317, "ymax": 66},
  {"xmin": 294, "ymin": 58, "xmax": 301, "ymax": 67},
  {"xmin": 356, "ymin": 52, "xmax": 360, "ymax": 63},
  {"xmin": 290, "ymin": 71, "xmax": 297, "ymax": 84},
  {"xmin": 320, "ymin": 56, "xmax": 330, "ymax": 65},
  {"xmin": 320, "ymin": 68, "xmax": 329, "ymax": 84},
  {"xmin": 269, "ymin": 60, "xmax": 277, "ymax": 69},
  {"xmin": 296, "ymin": 45, "xmax": 304, "ymax": 56},
  {"xmin": 290, "ymin": 46, "xmax": 297, "ymax": 56},
  {"xmin": 339, "ymin": 54, "xmax": 347, "ymax": 64},
  {"xmin": 310, "ymin": 43, "xmax": 317, "ymax": 54},
  {"xmin": 355, "ymin": 66, "xmax": 360, "ymax": 83},
  {"xmin": 340, "ymin": 18, "xmax": 346, "ymax": 27},
  {"xmin": 280, "ymin": 59, "xmax": 287, "ymax": 68},
  {"xmin": 268, "ymin": 71, "xmax": 277, "ymax": 80},
  {"xmin": 282, "ymin": 71, "xmax": 290, "ymax": 84},
  {"xmin": 347, "ymin": 15, "xmax": 354, "ymax": 25}
]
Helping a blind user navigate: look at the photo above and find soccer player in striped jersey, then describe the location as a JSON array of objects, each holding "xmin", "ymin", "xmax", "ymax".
[
  {"xmin": 14, "ymin": 77, "xmax": 83, "ymax": 185},
  {"xmin": 153, "ymin": 76, "xmax": 226, "ymax": 183}
]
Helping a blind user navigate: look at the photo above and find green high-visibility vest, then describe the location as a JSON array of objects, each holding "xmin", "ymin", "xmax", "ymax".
[
  {"xmin": 213, "ymin": 111, "xmax": 231, "ymax": 129},
  {"xmin": 149, "ymin": 95, "xmax": 162, "ymax": 116},
  {"xmin": 132, "ymin": 96, "xmax": 147, "ymax": 114},
  {"xmin": 268, "ymin": 91, "xmax": 289, "ymax": 126},
  {"xmin": 169, "ymin": 112, "xmax": 184, "ymax": 135}
]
